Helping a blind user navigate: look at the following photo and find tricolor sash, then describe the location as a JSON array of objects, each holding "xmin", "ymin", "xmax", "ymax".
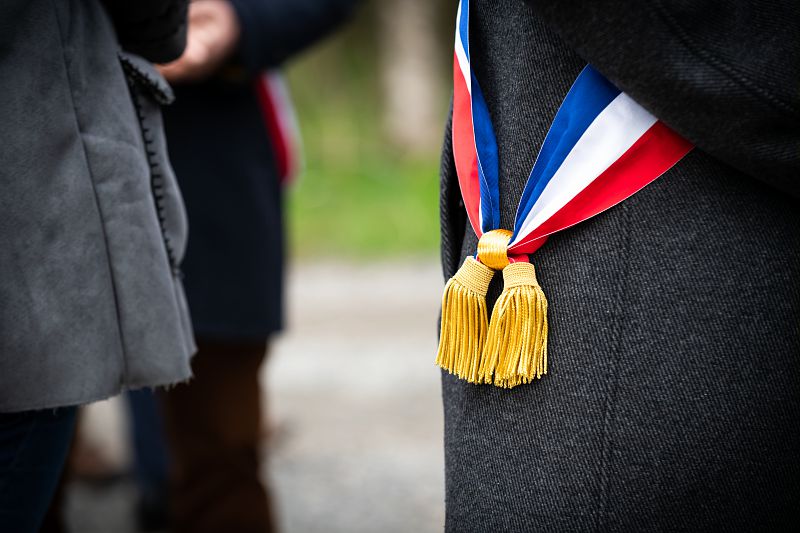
[
  {"xmin": 437, "ymin": 0, "xmax": 693, "ymax": 388},
  {"xmin": 255, "ymin": 71, "xmax": 303, "ymax": 186}
]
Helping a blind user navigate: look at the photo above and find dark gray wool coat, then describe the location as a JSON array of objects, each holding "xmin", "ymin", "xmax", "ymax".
[
  {"xmin": 440, "ymin": 1, "xmax": 799, "ymax": 531},
  {"xmin": 0, "ymin": 0, "xmax": 195, "ymax": 413}
]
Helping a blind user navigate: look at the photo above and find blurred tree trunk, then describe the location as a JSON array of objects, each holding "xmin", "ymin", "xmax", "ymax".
[{"xmin": 379, "ymin": 0, "xmax": 445, "ymax": 155}]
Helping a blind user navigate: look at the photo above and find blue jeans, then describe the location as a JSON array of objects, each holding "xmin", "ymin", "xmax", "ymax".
[
  {"xmin": 0, "ymin": 407, "xmax": 77, "ymax": 533},
  {"xmin": 127, "ymin": 389, "xmax": 170, "ymax": 510}
]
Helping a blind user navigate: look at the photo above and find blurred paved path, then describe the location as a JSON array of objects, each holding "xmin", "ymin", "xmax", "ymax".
[
  {"xmin": 67, "ymin": 258, "xmax": 446, "ymax": 533},
  {"xmin": 268, "ymin": 259, "xmax": 445, "ymax": 533}
]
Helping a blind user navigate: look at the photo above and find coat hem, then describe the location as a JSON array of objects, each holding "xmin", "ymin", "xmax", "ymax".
[{"xmin": 0, "ymin": 366, "xmax": 192, "ymax": 414}]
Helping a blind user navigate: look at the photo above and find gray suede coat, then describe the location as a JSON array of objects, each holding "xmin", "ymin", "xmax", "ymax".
[{"xmin": 0, "ymin": 0, "xmax": 195, "ymax": 412}]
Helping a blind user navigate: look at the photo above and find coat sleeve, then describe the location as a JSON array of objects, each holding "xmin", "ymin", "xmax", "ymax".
[
  {"xmin": 524, "ymin": 0, "xmax": 800, "ymax": 197},
  {"xmin": 102, "ymin": 0, "xmax": 188, "ymax": 63},
  {"xmin": 228, "ymin": 0, "xmax": 358, "ymax": 72}
]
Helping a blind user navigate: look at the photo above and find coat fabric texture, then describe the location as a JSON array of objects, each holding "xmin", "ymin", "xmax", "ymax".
[
  {"xmin": 162, "ymin": 0, "xmax": 356, "ymax": 340},
  {"xmin": 439, "ymin": 0, "xmax": 800, "ymax": 530},
  {"xmin": 0, "ymin": 0, "xmax": 194, "ymax": 413}
]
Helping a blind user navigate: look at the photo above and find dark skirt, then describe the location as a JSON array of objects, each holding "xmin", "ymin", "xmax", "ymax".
[{"xmin": 163, "ymin": 82, "xmax": 285, "ymax": 341}]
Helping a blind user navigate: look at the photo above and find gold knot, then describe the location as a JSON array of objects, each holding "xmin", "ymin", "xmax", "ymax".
[{"xmin": 477, "ymin": 229, "xmax": 513, "ymax": 270}]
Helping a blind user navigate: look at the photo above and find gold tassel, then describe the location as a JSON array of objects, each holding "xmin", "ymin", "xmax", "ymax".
[
  {"xmin": 481, "ymin": 261, "xmax": 548, "ymax": 388},
  {"xmin": 435, "ymin": 256, "xmax": 494, "ymax": 383}
]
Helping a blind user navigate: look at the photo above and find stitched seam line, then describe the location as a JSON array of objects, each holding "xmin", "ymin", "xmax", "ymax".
[
  {"xmin": 593, "ymin": 201, "xmax": 637, "ymax": 532},
  {"xmin": 125, "ymin": 83, "xmax": 178, "ymax": 270},
  {"xmin": 442, "ymin": 108, "xmax": 468, "ymax": 280},
  {"xmin": 118, "ymin": 55, "xmax": 173, "ymax": 104},
  {"xmin": 653, "ymin": 0, "xmax": 800, "ymax": 119},
  {"xmin": 50, "ymin": 0, "xmax": 128, "ymax": 382}
]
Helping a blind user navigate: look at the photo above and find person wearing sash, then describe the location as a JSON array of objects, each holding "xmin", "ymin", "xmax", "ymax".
[
  {"xmin": 155, "ymin": 1, "xmax": 356, "ymax": 531},
  {"xmin": 437, "ymin": 1, "xmax": 799, "ymax": 530}
]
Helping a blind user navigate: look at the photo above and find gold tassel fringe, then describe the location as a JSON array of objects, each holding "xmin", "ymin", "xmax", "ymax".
[
  {"xmin": 435, "ymin": 256, "xmax": 494, "ymax": 383},
  {"xmin": 481, "ymin": 261, "xmax": 548, "ymax": 388}
]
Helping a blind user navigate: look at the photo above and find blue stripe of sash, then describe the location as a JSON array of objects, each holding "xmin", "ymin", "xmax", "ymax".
[
  {"xmin": 471, "ymin": 75, "xmax": 500, "ymax": 231},
  {"xmin": 458, "ymin": 0, "xmax": 470, "ymax": 60},
  {"xmin": 460, "ymin": 0, "xmax": 623, "ymax": 239},
  {"xmin": 511, "ymin": 67, "xmax": 620, "ymax": 238}
]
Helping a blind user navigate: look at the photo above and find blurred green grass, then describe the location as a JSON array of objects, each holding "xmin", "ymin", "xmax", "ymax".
[
  {"xmin": 284, "ymin": 8, "xmax": 446, "ymax": 259},
  {"xmin": 286, "ymin": 149, "xmax": 441, "ymax": 258}
]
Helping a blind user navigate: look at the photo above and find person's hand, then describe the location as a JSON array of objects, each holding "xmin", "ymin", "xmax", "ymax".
[{"xmin": 157, "ymin": 0, "xmax": 240, "ymax": 83}]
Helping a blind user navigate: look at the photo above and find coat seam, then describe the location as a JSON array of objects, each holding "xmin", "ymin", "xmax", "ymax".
[
  {"xmin": 441, "ymin": 106, "xmax": 467, "ymax": 281},
  {"xmin": 118, "ymin": 54, "xmax": 174, "ymax": 104},
  {"xmin": 50, "ymin": 0, "xmax": 129, "ymax": 384},
  {"xmin": 124, "ymin": 81, "xmax": 179, "ymax": 271},
  {"xmin": 593, "ymin": 200, "xmax": 637, "ymax": 532}
]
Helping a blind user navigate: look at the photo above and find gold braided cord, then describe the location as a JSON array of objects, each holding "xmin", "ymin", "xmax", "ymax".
[{"xmin": 477, "ymin": 229, "xmax": 513, "ymax": 271}]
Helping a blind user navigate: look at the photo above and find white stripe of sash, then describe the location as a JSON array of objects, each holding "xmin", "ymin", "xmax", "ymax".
[
  {"xmin": 454, "ymin": 2, "xmax": 471, "ymax": 93},
  {"xmin": 511, "ymin": 93, "xmax": 656, "ymax": 246}
]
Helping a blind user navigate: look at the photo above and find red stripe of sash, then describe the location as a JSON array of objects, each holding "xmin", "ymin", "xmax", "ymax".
[
  {"xmin": 509, "ymin": 121, "xmax": 693, "ymax": 254},
  {"xmin": 452, "ymin": 53, "xmax": 483, "ymax": 237},
  {"xmin": 255, "ymin": 75, "xmax": 292, "ymax": 185}
]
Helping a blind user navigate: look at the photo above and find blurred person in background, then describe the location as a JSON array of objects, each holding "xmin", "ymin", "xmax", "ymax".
[
  {"xmin": 0, "ymin": 1, "xmax": 192, "ymax": 531},
  {"xmin": 156, "ymin": 1, "xmax": 357, "ymax": 531},
  {"xmin": 439, "ymin": 0, "xmax": 798, "ymax": 531}
]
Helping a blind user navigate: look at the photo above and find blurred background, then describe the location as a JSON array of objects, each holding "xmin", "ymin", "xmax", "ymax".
[{"xmin": 62, "ymin": 1, "xmax": 457, "ymax": 532}]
